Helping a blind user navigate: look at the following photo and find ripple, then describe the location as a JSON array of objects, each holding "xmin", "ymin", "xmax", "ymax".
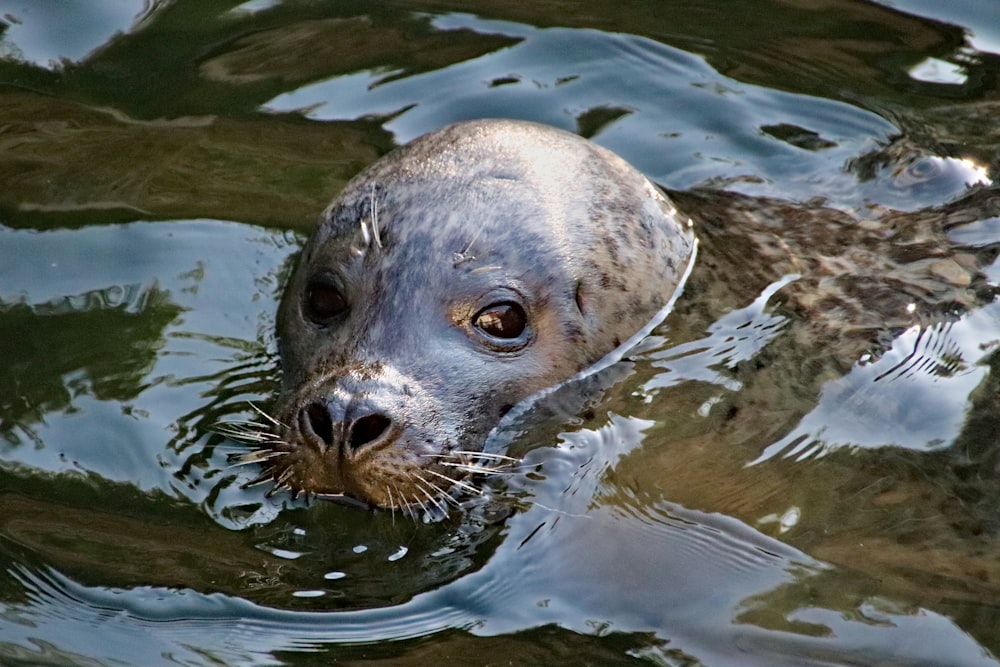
[
  {"xmin": 753, "ymin": 302, "xmax": 1000, "ymax": 462},
  {"xmin": 645, "ymin": 274, "xmax": 797, "ymax": 393},
  {"xmin": 260, "ymin": 14, "xmax": 916, "ymax": 211}
]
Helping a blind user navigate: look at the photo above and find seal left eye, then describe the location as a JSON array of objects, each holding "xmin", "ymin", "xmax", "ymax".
[
  {"xmin": 473, "ymin": 302, "xmax": 527, "ymax": 340},
  {"xmin": 304, "ymin": 279, "xmax": 347, "ymax": 324}
]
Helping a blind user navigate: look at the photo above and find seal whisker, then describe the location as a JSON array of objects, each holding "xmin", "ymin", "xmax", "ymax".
[
  {"xmin": 422, "ymin": 486, "xmax": 450, "ymax": 514},
  {"xmin": 385, "ymin": 485, "xmax": 397, "ymax": 524},
  {"xmin": 214, "ymin": 420, "xmax": 279, "ymax": 435},
  {"xmin": 265, "ymin": 482, "xmax": 291, "ymax": 499},
  {"xmin": 394, "ymin": 483, "xmax": 419, "ymax": 521},
  {"xmin": 271, "ymin": 466, "xmax": 296, "ymax": 492},
  {"xmin": 452, "ymin": 226, "xmax": 482, "ymax": 266},
  {"xmin": 247, "ymin": 401, "xmax": 287, "ymax": 429},
  {"xmin": 242, "ymin": 468, "xmax": 280, "ymax": 489},
  {"xmin": 442, "ymin": 490, "xmax": 465, "ymax": 509},
  {"xmin": 217, "ymin": 418, "xmax": 272, "ymax": 429},
  {"xmin": 214, "ymin": 422, "xmax": 270, "ymax": 436},
  {"xmin": 217, "ymin": 429, "xmax": 279, "ymax": 442},
  {"xmin": 419, "ymin": 475, "xmax": 463, "ymax": 509},
  {"xmin": 360, "ymin": 220, "xmax": 371, "ymax": 247},
  {"xmin": 425, "ymin": 468, "xmax": 482, "ymax": 496},
  {"xmin": 398, "ymin": 492, "xmax": 415, "ymax": 521},
  {"xmin": 436, "ymin": 489, "xmax": 463, "ymax": 510},
  {"xmin": 411, "ymin": 491, "xmax": 430, "ymax": 518},
  {"xmin": 422, "ymin": 456, "xmax": 512, "ymax": 469},
  {"xmin": 217, "ymin": 429, "xmax": 282, "ymax": 445},
  {"xmin": 225, "ymin": 450, "xmax": 286, "ymax": 469},
  {"xmin": 430, "ymin": 451, "xmax": 521, "ymax": 464},
  {"xmin": 413, "ymin": 473, "xmax": 457, "ymax": 512},
  {"xmin": 227, "ymin": 449, "xmax": 285, "ymax": 463},
  {"xmin": 463, "ymin": 453, "xmax": 520, "ymax": 464},
  {"xmin": 369, "ymin": 182, "xmax": 382, "ymax": 250},
  {"xmin": 411, "ymin": 474, "xmax": 443, "ymax": 509},
  {"xmin": 385, "ymin": 482, "xmax": 413, "ymax": 519},
  {"xmin": 214, "ymin": 443, "xmax": 272, "ymax": 454},
  {"xmin": 437, "ymin": 461, "xmax": 517, "ymax": 476}
]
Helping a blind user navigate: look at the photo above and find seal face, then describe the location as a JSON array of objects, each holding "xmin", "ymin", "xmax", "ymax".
[{"xmin": 252, "ymin": 119, "xmax": 694, "ymax": 510}]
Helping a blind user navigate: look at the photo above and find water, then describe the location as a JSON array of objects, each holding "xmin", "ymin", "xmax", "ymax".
[{"xmin": 2, "ymin": 1, "xmax": 1000, "ymax": 665}]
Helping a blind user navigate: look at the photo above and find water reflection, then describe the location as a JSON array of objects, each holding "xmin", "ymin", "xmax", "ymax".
[
  {"xmin": 1, "ymin": 0, "xmax": 1000, "ymax": 665},
  {"xmin": 264, "ymin": 15, "xmax": 913, "ymax": 209},
  {"xmin": 0, "ymin": 0, "xmax": 154, "ymax": 67},
  {"xmin": 0, "ymin": 284, "xmax": 181, "ymax": 447},
  {"xmin": 3, "ymin": 405, "xmax": 998, "ymax": 666},
  {"xmin": 882, "ymin": 0, "xmax": 1000, "ymax": 55},
  {"xmin": 0, "ymin": 219, "xmax": 291, "ymax": 492},
  {"xmin": 754, "ymin": 308, "xmax": 999, "ymax": 461},
  {"xmin": 263, "ymin": 12, "xmax": 990, "ymax": 215}
]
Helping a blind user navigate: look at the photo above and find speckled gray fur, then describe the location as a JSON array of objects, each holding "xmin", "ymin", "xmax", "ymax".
[{"xmin": 268, "ymin": 119, "xmax": 695, "ymax": 508}]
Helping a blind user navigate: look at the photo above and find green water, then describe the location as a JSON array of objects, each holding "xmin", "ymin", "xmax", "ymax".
[{"xmin": 2, "ymin": 1, "xmax": 1000, "ymax": 665}]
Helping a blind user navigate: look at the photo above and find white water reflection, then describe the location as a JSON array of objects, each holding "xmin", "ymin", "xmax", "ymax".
[
  {"xmin": 3, "ymin": 410, "xmax": 999, "ymax": 666},
  {"xmin": 0, "ymin": 0, "xmax": 152, "ymax": 67},
  {"xmin": 260, "ymin": 15, "xmax": 910, "ymax": 210},
  {"xmin": 909, "ymin": 57, "xmax": 969, "ymax": 85},
  {"xmin": 753, "ymin": 301, "xmax": 1000, "ymax": 463}
]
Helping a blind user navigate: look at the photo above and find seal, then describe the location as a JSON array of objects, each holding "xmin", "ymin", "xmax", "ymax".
[{"xmin": 237, "ymin": 118, "xmax": 695, "ymax": 511}]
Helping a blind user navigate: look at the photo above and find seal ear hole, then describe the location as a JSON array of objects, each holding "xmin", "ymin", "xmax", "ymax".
[
  {"xmin": 473, "ymin": 302, "xmax": 527, "ymax": 340},
  {"xmin": 304, "ymin": 277, "xmax": 347, "ymax": 325},
  {"xmin": 574, "ymin": 281, "xmax": 586, "ymax": 315}
]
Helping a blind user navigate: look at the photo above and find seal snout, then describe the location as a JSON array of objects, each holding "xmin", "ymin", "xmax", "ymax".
[
  {"xmin": 259, "ymin": 369, "xmax": 442, "ymax": 506},
  {"xmin": 300, "ymin": 399, "xmax": 396, "ymax": 454}
]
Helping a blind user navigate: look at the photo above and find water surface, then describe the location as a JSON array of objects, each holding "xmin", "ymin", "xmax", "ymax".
[{"xmin": 2, "ymin": 1, "xmax": 1000, "ymax": 665}]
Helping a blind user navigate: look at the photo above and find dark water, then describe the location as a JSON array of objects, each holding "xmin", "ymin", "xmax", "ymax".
[{"xmin": 2, "ymin": 1, "xmax": 1000, "ymax": 665}]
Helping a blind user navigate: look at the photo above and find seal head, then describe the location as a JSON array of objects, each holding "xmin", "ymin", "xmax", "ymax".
[{"xmin": 261, "ymin": 119, "xmax": 694, "ymax": 509}]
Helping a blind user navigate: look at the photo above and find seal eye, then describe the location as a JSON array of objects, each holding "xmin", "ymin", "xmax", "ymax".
[
  {"xmin": 304, "ymin": 278, "xmax": 347, "ymax": 324},
  {"xmin": 473, "ymin": 302, "xmax": 527, "ymax": 340}
]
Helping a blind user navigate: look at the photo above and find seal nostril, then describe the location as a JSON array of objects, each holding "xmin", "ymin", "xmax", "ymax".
[
  {"xmin": 349, "ymin": 414, "xmax": 392, "ymax": 451},
  {"xmin": 304, "ymin": 402, "xmax": 335, "ymax": 447}
]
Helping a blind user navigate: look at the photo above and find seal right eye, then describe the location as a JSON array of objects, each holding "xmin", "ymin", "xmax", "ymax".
[
  {"xmin": 304, "ymin": 278, "xmax": 347, "ymax": 324},
  {"xmin": 473, "ymin": 302, "xmax": 527, "ymax": 340}
]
